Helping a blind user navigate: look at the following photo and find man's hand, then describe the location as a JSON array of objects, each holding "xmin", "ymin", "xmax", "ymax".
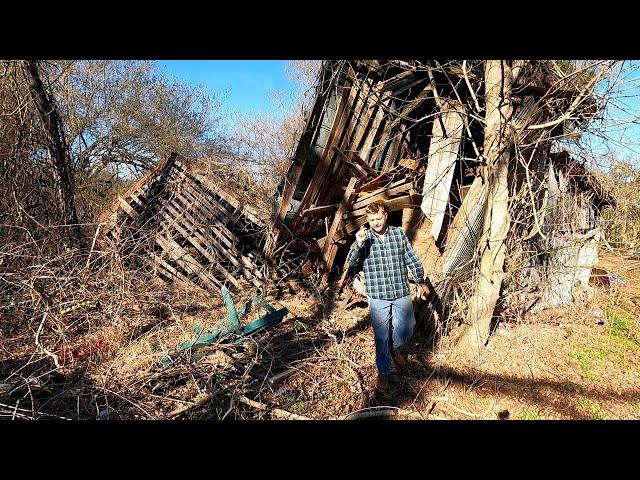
[
  {"xmin": 418, "ymin": 283, "xmax": 430, "ymax": 300},
  {"xmin": 356, "ymin": 225, "xmax": 368, "ymax": 248}
]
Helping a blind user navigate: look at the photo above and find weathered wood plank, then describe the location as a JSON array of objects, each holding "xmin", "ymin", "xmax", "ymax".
[
  {"xmin": 265, "ymin": 70, "xmax": 334, "ymax": 255},
  {"xmin": 358, "ymin": 174, "xmax": 405, "ymax": 195},
  {"xmin": 155, "ymin": 232, "xmax": 221, "ymax": 290},
  {"xmin": 157, "ymin": 208, "xmax": 241, "ymax": 289},
  {"xmin": 420, "ymin": 98, "xmax": 465, "ymax": 239},
  {"xmin": 117, "ymin": 196, "xmax": 138, "ymax": 220},
  {"xmin": 301, "ymin": 204, "xmax": 340, "ymax": 218},
  {"xmin": 322, "ymin": 177, "xmax": 359, "ymax": 281},
  {"xmin": 346, "ymin": 180, "xmax": 416, "ymax": 219},
  {"xmin": 290, "ymin": 71, "xmax": 359, "ymax": 234},
  {"xmin": 150, "ymin": 252, "xmax": 192, "ymax": 284},
  {"xmin": 331, "ymin": 146, "xmax": 368, "ymax": 180},
  {"xmin": 163, "ymin": 192, "xmax": 265, "ymax": 285},
  {"xmin": 359, "ymin": 89, "xmax": 391, "ymax": 163}
]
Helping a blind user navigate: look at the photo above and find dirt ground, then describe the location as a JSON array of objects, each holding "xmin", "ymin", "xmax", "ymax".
[
  {"xmin": 2, "ymin": 252, "xmax": 639, "ymax": 420},
  {"xmin": 246, "ymin": 251, "xmax": 640, "ymax": 420}
]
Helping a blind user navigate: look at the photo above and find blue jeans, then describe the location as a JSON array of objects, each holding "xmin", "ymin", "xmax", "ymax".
[{"xmin": 368, "ymin": 295, "xmax": 416, "ymax": 375}]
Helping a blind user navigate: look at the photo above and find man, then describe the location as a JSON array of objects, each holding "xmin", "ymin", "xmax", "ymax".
[{"xmin": 346, "ymin": 201, "xmax": 429, "ymax": 392}]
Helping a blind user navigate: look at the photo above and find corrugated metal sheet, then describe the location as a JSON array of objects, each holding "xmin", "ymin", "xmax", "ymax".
[{"xmin": 442, "ymin": 181, "xmax": 487, "ymax": 275}]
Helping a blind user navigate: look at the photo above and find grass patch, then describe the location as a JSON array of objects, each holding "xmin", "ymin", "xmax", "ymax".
[
  {"xmin": 577, "ymin": 398, "xmax": 606, "ymax": 420},
  {"xmin": 569, "ymin": 347, "xmax": 615, "ymax": 381},
  {"xmin": 606, "ymin": 308, "xmax": 640, "ymax": 350},
  {"xmin": 289, "ymin": 400, "xmax": 307, "ymax": 414},
  {"xmin": 630, "ymin": 401, "xmax": 640, "ymax": 412},
  {"xmin": 518, "ymin": 410, "xmax": 540, "ymax": 420}
]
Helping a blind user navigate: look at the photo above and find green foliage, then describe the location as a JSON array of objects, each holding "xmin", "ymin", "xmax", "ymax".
[
  {"xmin": 604, "ymin": 294, "xmax": 640, "ymax": 350},
  {"xmin": 577, "ymin": 398, "xmax": 606, "ymax": 420},
  {"xmin": 518, "ymin": 410, "xmax": 540, "ymax": 420},
  {"xmin": 569, "ymin": 347, "xmax": 612, "ymax": 381}
]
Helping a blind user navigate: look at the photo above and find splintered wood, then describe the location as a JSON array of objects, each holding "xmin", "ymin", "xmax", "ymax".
[
  {"xmin": 266, "ymin": 59, "xmax": 614, "ymax": 302},
  {"xmin": 99, "ymin": 153, "xmax": 269, "ymax": 292}
]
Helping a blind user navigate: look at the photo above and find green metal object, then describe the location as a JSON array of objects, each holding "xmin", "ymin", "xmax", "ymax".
[
  {"xmin": 161, "ymin": 285, "xmax": 288, "ymax": 366},
  {"xmin": 221, "ymin": 286, "xmax": 241, "ymax": 332}
]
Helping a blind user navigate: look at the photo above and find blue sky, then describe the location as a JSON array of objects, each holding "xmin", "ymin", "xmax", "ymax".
[{"xmin": 158, "ymin": 60, "xmax": 297, "ymax": 127}]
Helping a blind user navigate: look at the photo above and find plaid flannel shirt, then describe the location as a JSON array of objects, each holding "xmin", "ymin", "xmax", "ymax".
[{"xmin": 346, "ymin": 225, "xmax": 425, "ymax": 300}]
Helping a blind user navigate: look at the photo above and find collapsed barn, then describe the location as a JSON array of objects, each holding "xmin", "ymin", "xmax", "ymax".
[
  {"xmin": 100, "ymin": 60, "xmax": 615, "ymax": 354},
  {"xmin": 265, "ymin": 60, "xmax": 615, "ymax": 350}
]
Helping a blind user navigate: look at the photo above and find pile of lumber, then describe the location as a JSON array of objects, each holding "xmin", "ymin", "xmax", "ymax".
[
  {"xmin": 99, "ymin": 153, "xmax": 270, "ymax": 292},
  {"xmin": 265, "ymin": 59, "xmax": 613, "ymax": 297},
  {"xmin": 266, "ymin": 61, "xmax": 472, "ymax": 284}
]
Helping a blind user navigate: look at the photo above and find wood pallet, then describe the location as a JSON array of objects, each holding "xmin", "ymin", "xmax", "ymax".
[{"xmin": 100, "ymin": 153, "xmax": 272, "ymax": 292}]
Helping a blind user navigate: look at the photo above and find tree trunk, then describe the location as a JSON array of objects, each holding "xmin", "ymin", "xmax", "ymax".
[
  {"xmin": 456, "ymin": 60, "xmax": 514, "ymax": 357},
  {"xmin": 22, "ymin": 60, "xmax": 83, "ymax": 245}
]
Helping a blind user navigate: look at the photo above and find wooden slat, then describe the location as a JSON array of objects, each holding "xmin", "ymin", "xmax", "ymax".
[
  {"xmin": 162, "ymin": 197, "xmax": 263, "ymax": 286},
  {"xmin": 168, "ymin": 194, "xmax": 237, "ymax": 252},
  {"xmin": 339, "ymin": 193, "xmax": 424, "ymax": 239},
  {"xmin": 266, "ymin": 69, "xmax": 334, "ymax": 255},
  {"xmin": 166, "ymin": 190, "xmax": 266, "ymax": 285},
  {"xmin": 190, "ymin": 171, "xmax": 263, "ymax": 227},
  {"xmin": 307, "ymin": 77, "xmax": 372, "ymax": 233},
  {"xmin": 289, "ymin": 71, "xmax": 359, "ymax": 234},
  {"xmin": 321, "ymin": 177, "xmax": 359, "ymax": 281},
  {"xmin": 172, "ymin": 187, "xmax": 241, "ymax": 247},
  {"xmin": 340, "ymin": 148, "xmax": 377, "ymax": 176},
  {"xmin": 157, "ymin": 207, "xmax": 241, "ymax": 290},
  {"xmin": 301, "ymin": 204, "xmax": 340, "ymax": 218},
  {"xmin": 344, "ymin": 76, "xmax": 374, "ymax": 156},
  {"xmin": 358, "ymin": 173, "xmax": 402, "ymax": 194},
  {"xmin": 331, "ymin": 147, "xmax": 368, "ymax": 180},
  {"xmin": 420, "ymin": 98, "xmax": 465, "ymax": 239},
  {"xmin": 117, "ymin": 196, "xmax": 138, "ymax": 220},
  {"xmin": 383, "ymin": 124, "xmax": 405, "ymax": 172},
  {"xmin": 179, "ymin": 176, "xmax": 236, "ymax": 221},
  {"xmin": 359, "ymin": 89, "xmax": 391, "ymax": 163},
  {"xmin": 346, "ymin": 180, "xmax": 416, "ymax": 218},
  {"xmin": 165, "ymin": 195, "xmax": 257, "ymax": 277},
  {"xmin": 380, "ymin": 70, "xmax": 415, "ymax": 92},
  {"xmin": 149, "ymin": 252, "xmax": 192, "ymax": 284},
  {"xmin": 155, "ymin": 232, "xmax": 221, "ymax": 290},
  {"xmin": 368, "ymin": 119, "xmax": 396, "ymax": 172}
]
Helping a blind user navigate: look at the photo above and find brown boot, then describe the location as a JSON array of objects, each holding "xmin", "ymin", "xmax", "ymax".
[
  {"xmin": 376, "ymin": 373, "xmax": 389, "ymax": 392},
  {"xmin": 391, "ymin": 348, "xmax": 406, "ymax": 370}
]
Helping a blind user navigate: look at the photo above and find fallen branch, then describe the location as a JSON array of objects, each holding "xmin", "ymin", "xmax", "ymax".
[
  {"xmin": 35, "ymin": 313, "xmax": 61, "ymax": 368},
  {"xmin": 267, "ymin": 368, "xmax": 299, "ymax": 386},
  {"xmin": 237, "ymin": 395, "xmax": 311, "ymax": 420},
  {"xmin": 167, "ymin": 391, "xmax": 212, "ymax": 418},
  {"xmin": 339, "ymin": 406, "xmax": 447, "ymax": 420}
]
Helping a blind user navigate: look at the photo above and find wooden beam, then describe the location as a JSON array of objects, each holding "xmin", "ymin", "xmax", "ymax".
[
  {"xmin": 321, "ymin": 177, "xmax": 359, "ymax": 284},
  {"xmin": 331, "ymin": 146, "xmax": 368, "ymax": 180},
  {"xmin": 301, "ymin": 204, "xmax": 340, "ymax": 218},
  {"xmin": 346, "ymin": 181, "xmax": 416, "ymax": 219},
  {"xmin": 359, "ymin": 89, "xmax": 391, "ymax": 163},
  {"xmin": 420, "ymin": 98, "xmax": 465, "ymax": 239},
  {"xmin": 288, "ymin": 74, "xmax": 356, "ymax": 233},
  {"xmin": 358, "ymin": 172, "xmax": 406, "ymax": 194}
]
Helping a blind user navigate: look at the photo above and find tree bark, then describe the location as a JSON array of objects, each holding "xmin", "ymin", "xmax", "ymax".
[
  {"xmin": 456, "ymin": 60, "xmax": 514, "ymax": 357},
  {"xmin": 22, "ymin": 60, "xmax": 83, "ymax": 245}
]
